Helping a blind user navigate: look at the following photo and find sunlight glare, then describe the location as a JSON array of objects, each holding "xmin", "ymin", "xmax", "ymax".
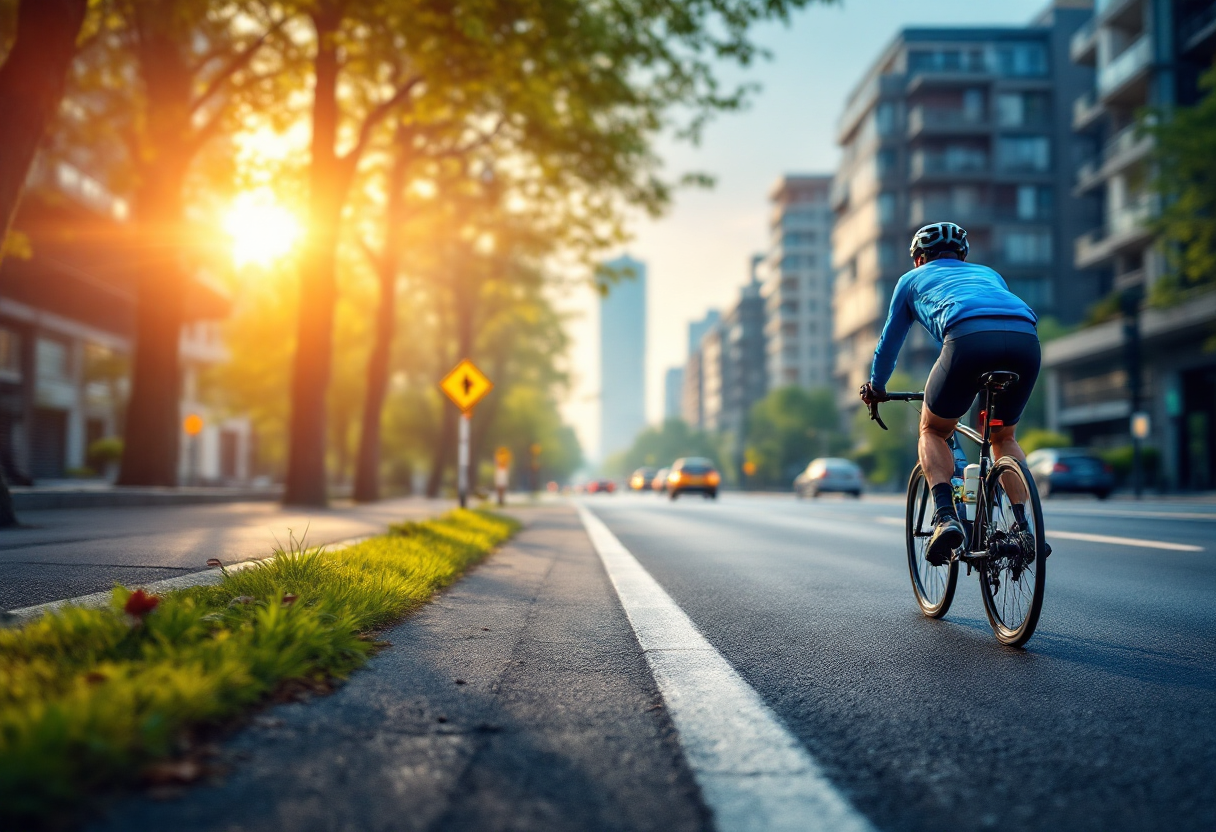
[{"xmin": 224, "ymin": 192, "xmax": 301, "ymax": 268}]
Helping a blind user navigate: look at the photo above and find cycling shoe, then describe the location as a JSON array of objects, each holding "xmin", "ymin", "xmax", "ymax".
[{"xmin": 926, "ymin": 516, "xmax": 965, "ymax": 566}]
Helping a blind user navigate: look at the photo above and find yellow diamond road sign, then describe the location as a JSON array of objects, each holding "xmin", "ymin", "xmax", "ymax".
[{"xmin": 440, "ymin": 359, "xmax": 493, "ymax": 413}]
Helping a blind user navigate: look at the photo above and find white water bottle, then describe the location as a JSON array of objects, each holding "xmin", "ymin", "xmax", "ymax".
[{"xmin": 963, "ymin": 463, "xmax": 981, "ymax": 504}]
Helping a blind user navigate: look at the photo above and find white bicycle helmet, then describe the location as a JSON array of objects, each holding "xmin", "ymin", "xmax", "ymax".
[{"xmin": 909, "ymin": 222, "xmax": 969, "ymax": 261}]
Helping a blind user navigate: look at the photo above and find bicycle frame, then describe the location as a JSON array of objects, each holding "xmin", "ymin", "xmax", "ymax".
[{"xmin": 871, "ymin": 378, "xmax": 1014, "ymax": 567}]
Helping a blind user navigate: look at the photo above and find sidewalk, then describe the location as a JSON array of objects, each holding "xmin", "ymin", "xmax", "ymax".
[
  {"xmin": 86, "ymin": 505, "xmax": 708, "ymax": 832},
  {"xmin": 1, "ymin": 496, "xmax": 453, "ymax": 612}
]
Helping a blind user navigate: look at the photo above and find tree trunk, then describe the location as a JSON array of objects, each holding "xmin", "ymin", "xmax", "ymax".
[
  {"xmin": 353, "ymin": 130, "xmax": 410, "ymax": 503},
  {"xmin": 117, "ymin": 11, "xmax": 196, "ymax": 487},
  {"xmin": 0, "ymin": 0, "xmax": 88, "ymax": 254},
  {"xmin": 425, "ymin": 403, "xmax": 457, "ymax": 498},
  {"xmin": 284, "ymin": 7, "xmax": 345, "ymax": 507},
  {"xmin": 0, "ymin": 0, "xmax": 88, "ymax": 526}
]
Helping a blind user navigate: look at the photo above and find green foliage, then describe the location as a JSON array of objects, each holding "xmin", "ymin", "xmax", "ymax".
[
  {"xmin": 604, "ymin": 419, "xmax": 723, "ymax": 478},
  {"xmin": 1099, "ymin": 444, "xmax": 1161, "ymax": 487},
  {"xmin": 1017, "ymin": 429, "xmax": 1071, "ymax": 454},
  {"xmin": 1147, "ymin": 64, "xmax": 1216, "ymax": 304},
  {"xmin": 0, "ymin": 509, "xmax": 518, "ymax": 826},
  {"xmin": 851, "ymin": 371, "xmax": 919, "ymax": 486},
  {"xmin": 744, "ymin": 386, "xmax": 847, "ymax": 487},
  {"xmin": 86, "ymin": 436, "xmax": 123, "ymax": 466}
]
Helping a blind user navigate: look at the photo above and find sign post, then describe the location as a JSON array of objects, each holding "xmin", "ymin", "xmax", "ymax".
[
  {"xmin": 183, "ymin": 413, "xmax": 204, "ymax": 486},
  {"xmin": 494, "ymin": 446, "xmax": 512, "ymax": 506},
  {"xmin": 440, "ymin": 359, "xmax": 494, "ymax": 509}
]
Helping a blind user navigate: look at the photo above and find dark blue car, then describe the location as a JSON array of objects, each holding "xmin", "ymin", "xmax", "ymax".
[{"xmin": 1026, "ymin": 448, "xmax": 1115, "ymax": 499}]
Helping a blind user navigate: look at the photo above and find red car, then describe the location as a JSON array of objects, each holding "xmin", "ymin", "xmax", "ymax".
[{"xmin": 585, "ymin": 479, "xmax": 616, "ymax": 494}]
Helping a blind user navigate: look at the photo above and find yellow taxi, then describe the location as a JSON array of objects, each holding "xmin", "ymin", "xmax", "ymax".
[
  {"xmin": 667, "ymin": 457, "xmax": 720, "ymax": 501},
  {"xmin": 630, "ymin": 467, "xmax": 658, "ymax": 491}
]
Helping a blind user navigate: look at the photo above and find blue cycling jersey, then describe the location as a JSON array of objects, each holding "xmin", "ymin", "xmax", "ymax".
[{"xmin": 870, "ymin": 258, "xmax": 1037, "ymax": 390}]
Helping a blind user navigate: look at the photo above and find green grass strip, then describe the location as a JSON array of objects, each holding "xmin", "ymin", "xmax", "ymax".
[{"xmin": 0, "ymin": 508, "xmax": 518, "ymax": 827}]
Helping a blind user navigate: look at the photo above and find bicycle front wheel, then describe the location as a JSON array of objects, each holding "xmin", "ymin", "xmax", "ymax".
[
  {"xmin": 978, "ymin": 458, "xmax": 1047, "ymax": 647},
  {"xmin": 905, "ymin": 464, "xmax": 958, "ymax": 618}
]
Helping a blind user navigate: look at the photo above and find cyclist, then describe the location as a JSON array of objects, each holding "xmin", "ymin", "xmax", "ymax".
[{"xmin": 859, "ymin": 222, "xmax": 1042, "ymax": 565}]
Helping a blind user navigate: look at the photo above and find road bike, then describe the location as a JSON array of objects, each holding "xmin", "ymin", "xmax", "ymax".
[{"xmin": 867, "ymin": 371, "xmax": 1047, "ymax": 647}]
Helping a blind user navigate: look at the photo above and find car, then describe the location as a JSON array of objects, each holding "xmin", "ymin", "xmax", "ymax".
[
  {"xmin": 651, "ymin": 467, "xmax": 671, "ymax": 493},
  {"xmin": 1026, "ymin": 448, "xmax": 1114, "ymax": 499},
  {"xmin": 794, "ymin": 458, "xmax": 864, "ymax": 498},
  {"xmin": 585, "ymin": 479, "xmax": 616, "ymax": 495},
  {"xmin": 667, "ymin": 457, "xmax": 720, "ymax": 500},
  {"xmin": 630, "ymin": 467, "xmax": 658, "ymax": 491}
]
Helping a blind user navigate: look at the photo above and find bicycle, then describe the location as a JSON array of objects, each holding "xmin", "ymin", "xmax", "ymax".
[{"xmin": 867, "ymin": 371, "xmax": 1048, "ymax": 647}]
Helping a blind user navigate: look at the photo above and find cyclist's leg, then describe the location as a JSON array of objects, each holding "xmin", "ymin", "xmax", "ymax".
[
  {"xmin": 991, "ymin": 424, "xmax": 1029, "ymax": 503},
  {"xmin": 988, "ymin": 331, "xmax": 1041, "ymax": 506},
  {"xmin": 919, "ymin": 406, "xmax": 959, "ymax": 489}
]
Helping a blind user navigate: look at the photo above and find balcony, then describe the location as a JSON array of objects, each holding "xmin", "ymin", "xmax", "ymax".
[
  {"xmin": 1073, "ymin": 124, "xmax": 1154, "ymax": 194},
  {"xmin": 1072, "ymin": 91, "xmax": 1104, "ymax": 132},
  {"xmin": 1070, "ymin": 18, "xmax": 1098, "ymax": 65},
  {"xmin": 909, "ymin": 150, "xmax": 988, "ymax": 182},
  {"xmin": 1098, "ymin": 35, "xmax": 1153, "ymax": 104},
  {"xmin": 907, "ymin": 106, "xmax": 988, "ymax": 139},
  {"xmin": 909, "ymin": 201, "xmax": 993, "ymax": 227},
  {"xmin": 1074, "ymin": 196, "xmax": 1157, "ymax": 269}
]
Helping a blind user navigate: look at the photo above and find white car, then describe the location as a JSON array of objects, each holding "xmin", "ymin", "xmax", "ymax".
[{"xmin": 794, "ymin": 458, "xmax": 864, "ymax": 498}]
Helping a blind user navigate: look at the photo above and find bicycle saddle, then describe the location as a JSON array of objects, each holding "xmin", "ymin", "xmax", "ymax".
[{"xmin": 980, "ymin": 371, "xmax": 1019, "ymax": 390}]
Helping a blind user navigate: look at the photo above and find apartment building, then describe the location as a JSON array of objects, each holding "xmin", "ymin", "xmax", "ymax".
[
  {"xmin": 761, "ymin": 175, "xmax": 835, "ymax": 390},
  {"xmin": 663, "ymin": 366, "xmax": 684, "ymax": 420},
  {"xmin": 718, "ymin": 276, "xmax": 768, "ymax": 455},
  {"xmin": 680, "ymin": 310, "xmax": 719, "ymax": 429},
  {"xmin": 1044, "ymin": 0, "xmax": 1216, "ymax": 489},
  {"xmin": 831, "ymin": 2, "xmax": 1102, "ymax": 411},
  {"xmin": 0, "ymin": 160, "xmax": 253, "ymax": 484}
]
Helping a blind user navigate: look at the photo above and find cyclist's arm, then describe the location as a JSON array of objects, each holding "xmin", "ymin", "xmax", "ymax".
[{"xmin": 870, "ymin": 274, "xmax": 914, "ymax": 392}]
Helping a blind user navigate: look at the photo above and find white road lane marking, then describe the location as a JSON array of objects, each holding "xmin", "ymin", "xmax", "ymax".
[
  {"xmin": 874, "ymin": 516, "xmax": 1201, "ymax": 551},
  {"xmin": 1046, "ymin": 530, "xmax": 1202, "ymax": 552},
  {"xmin": 576, "ymin": 504, "xmax": 876, "ymax": 832}
]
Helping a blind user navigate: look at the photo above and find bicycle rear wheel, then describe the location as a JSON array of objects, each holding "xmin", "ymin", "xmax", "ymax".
[
  {"xmin": 978, "ymin": 458, "xmax": 1047, "ymax": 647},
  {"xmin": 905, "ymin": 464, "xmax": 958, "ymax": 618}
]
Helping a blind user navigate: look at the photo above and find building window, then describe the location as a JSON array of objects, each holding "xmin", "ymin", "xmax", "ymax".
[
  {"xmin": 0, "ymin": 327, "xmax": 21, "ymax": 381},
  {"xmin": 995, "ymin": 43, "xmax": 1047, "ymax": 77},
  {"xmin": 996, "ymin": 91, "xmax": 1051, "ymax": 127},
  {"xmin": 808, "ymin": 321, "xmax": 818, "ymax": 335},
  {"xmin": 997, "ymin": 136, "xmax": 1050, "ymax": 172},
  {"xmin": 877, "ymin": 192, "xmax": 896, "ymax": 227},
  {"xmin": 876, "ymin": 148, "xmax": 897, "ymax": 178},
  {"xmin": 875, "ymin": 102, "xmax": 897, "ymax": 136},
  {"xmin": 781, "ymin": 322, "xmax": 798, "ymax": 337},
  {"xmin": 36, "ymin": 337, "xmax": 70, "ymax": 380},
  {"xmin": 1002, "ymin": 231, "xmax": 1052, "ymax": 264},
  {"xmin": 781, "ymin": 300, "xmax": 798, "ymax": 314},
  {"xmin": 877, "ymin": 240, "xmax": 898, "ymax": 268},
  {"xmin": 783, "ymin": 345, "xmax": 799, "ymax": 360},
  {"xmin": 781, "ymin": 277, "xmax": 798, "ymax": 292}
]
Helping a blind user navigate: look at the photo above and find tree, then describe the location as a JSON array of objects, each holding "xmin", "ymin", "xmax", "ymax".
[
  {"xmin": 851, "ymin": 371, "xmax": 919, "ymax": 487},
  {"xmin": 0, "ymin": 0, "xmax": 89, "ymax": 526},
  {"xmin": 58, "ymin": 1, "xmax": 290, "ymax": 487},
  {"xmin": 1148, "ymin": 64, "xmax": 1216, "ymax": 304},
  {"xmin": 745, "ymin": 386, "xmax": 847, "ymax": 488},
  {"xmin": 283, "ymin": 0, "xmax": 827, "ymax": 506}
]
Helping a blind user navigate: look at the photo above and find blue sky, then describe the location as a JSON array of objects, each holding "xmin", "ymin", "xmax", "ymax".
[{"xmin": 565, "ymin": 0, "xmax": 1057, "ymax": 462}]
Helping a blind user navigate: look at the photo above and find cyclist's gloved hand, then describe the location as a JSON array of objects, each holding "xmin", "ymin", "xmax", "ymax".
[{"xmin": 859, "ymin": 382, "xmax": 888, "ymax": 405}]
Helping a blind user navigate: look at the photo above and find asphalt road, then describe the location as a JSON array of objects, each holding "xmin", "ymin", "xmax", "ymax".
[
  {"xmin": 0, "ymin": 497, "xmax": 453, "ymax": 611},
  {"xmin": 584, "ymin": 492, "xmax": 1216, "ymax": 832}
]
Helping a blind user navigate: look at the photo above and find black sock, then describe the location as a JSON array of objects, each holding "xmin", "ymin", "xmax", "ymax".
[
  {"xmin": 931, "ymin": 483, "xmax": 956, "ymax": 524},
  {"xmin": 1012, "ymin": 503, "xmax": 1028, "ymax": 527}
]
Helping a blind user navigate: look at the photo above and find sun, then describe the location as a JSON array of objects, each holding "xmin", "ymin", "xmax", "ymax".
[{"xmin": 224, "ymin": 191, "xmax": 301, "ymax": 268}]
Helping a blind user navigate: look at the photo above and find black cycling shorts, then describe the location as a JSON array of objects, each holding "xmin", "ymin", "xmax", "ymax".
[{"xmin": 925, "ymin": 328, "xmax": 1041, "ymax": 424}]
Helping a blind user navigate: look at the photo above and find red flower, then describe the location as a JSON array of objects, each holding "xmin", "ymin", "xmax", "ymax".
[{"xmin": 124, "ymin": 589, "xmax": 160, "ymax": 618}]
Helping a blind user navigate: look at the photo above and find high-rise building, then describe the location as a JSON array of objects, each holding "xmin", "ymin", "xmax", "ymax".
[
  {"xmin": 681, "ymin": 310, "xmax": 720, "ymax": 429},
  {"xmin": 598, "ymin": 255, "xmax": 647, "ymax": 460},
  {"xmin": 831, "ymin": 3, "xmax": 1101, "ymax": 411},
  {"xmin": 664, "ymin": 366, "xmax": 685, "ymax": 420},
  {"xmin": 719, "ymin": 273, "xmax": 768, "ymax": 461},
  {"xmin": 761, "ymin": 175, "xmax": 835, "ymax": 390},
  {"xmin": 700, "ymin": 324, "xmax": 725, "ymax": 433},
  {"xmin": 687, "ymin": 310, "xmax": 721, "ymax": 356},
  {"xmin": 1044, "ymin": 0, "xmax": 1216, "ymax": 489}
]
